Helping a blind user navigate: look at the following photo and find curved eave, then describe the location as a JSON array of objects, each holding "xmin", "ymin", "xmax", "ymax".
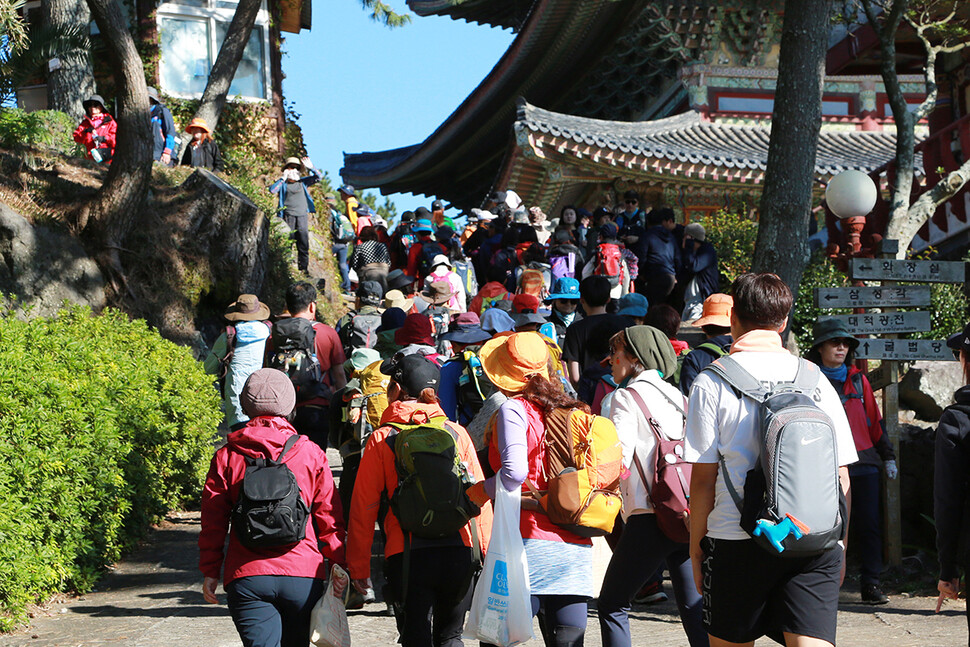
[
  {"xmin": 340, "ymin": 0, "xmax": 644, "ymax": 206},
  {"xmin": 407, "ymin": 0, "xmax": 524, "ymax": 30}
]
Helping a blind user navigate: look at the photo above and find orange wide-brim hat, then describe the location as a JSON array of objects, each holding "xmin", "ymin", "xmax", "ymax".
[
  {"xmin": 691, "ymin": 293, "xmax": 733, "ymax": 328},
  {"xmin": 186, "ymin": 118, "xmax": 212, "ymax": 134},
  {"xmin": 479, "ymin": 332, "xmax": 550, "ymax": 393}
]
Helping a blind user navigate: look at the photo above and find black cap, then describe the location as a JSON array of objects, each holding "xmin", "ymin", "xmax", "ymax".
[
  {"xmin": 386, "ymin": 269, "xmax": 414, "ymax": 291},
  {"xmin": 435, "ymin": 225, "xmax": 455, "ymax": 240},
  {"xmin": 432, "ymin": 199, "xmax": 444, "ymax": 211},
  {"xmin": 414, "ymin": 206, "xmax": 432, "ymax": 219},
  {"xmin": 357, "ymin": 281, "xmax": 383, "ymax": 305},
  {"xmin": 623, "ymin": 189, "xmax": 639, "ymax": 201},
  {"xmin": 400, "ymin": 210, "xmax": 415, "ymax": 222},
  {"xmin": 947, "ymin": 322, "xmax": 970, "ymax": 354},
  {"xmin": 380, "ymin": 353, "xmax": 441, "ymax": 397}
]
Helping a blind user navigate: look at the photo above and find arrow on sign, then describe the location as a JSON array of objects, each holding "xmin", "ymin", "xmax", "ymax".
[
  {"xmin": 863, "ymin": 341, "xmax": 870, "ymax": 355},
  {"xmin": 857, "ymin": 264, "xmax": 873, "ymax": 272},
  {"xmin": 824, "ymin": 294, "xmax": 838, "ymax": 301}
]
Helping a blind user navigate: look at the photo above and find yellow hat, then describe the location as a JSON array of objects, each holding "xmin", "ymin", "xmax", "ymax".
[{"xmin": 479, "ymin": 332, "xmax": 550, "ymax": 393}]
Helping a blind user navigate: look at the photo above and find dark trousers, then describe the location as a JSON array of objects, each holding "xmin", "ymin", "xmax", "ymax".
[
  {"xmin": 643, "ymin": 271, "xmax": 676, "ymax": 306},
  {"xmin": 385, "ymin": 546, "xmax": 475, "ymax": 647},
  {"xmin": 849, "ymin": 466, "xmax": 883, "ymax": 586},
  {"xmin": 531, "ymin": 595, "xmax": 588, "ymax": 647},
  {"xmin": 333, "ymin": 243, "xmax": 351, "ymax": 291},
  {"xmin": 226, "ymin": 575, "xmax": 324, "ymax": 647},
  {"xmin": 293, "ymin": 404, "xmax": 329, "ymax": 451},
  {"xmin": 597, "ymin": 514, "xmax": 706, "ymax": 647},
  {"xmin": 338, "ymin": 452, "xmax": 361, "ymax": 527},
  {"xmin": 284, "ymin": 212, "xmax": 310, "ymax": 272}
]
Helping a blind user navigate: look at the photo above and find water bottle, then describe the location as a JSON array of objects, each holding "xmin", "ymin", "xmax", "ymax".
[{"xmin": 90, "ymin": 148, "xmax": 102, "ymax": 163}]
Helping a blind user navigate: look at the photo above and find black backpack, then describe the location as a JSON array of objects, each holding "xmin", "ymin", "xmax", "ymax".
[
  {"xmin": 455, "ymin": 349, "xmax": 496, "ymax": 423},
  {"xmin": 231, "ymin": 434, "xmax": 310, "ymax": 549},
  {"xmin": 417, "ymin": 241, "xmax": 445, "ymax": 277},
  {"xmin": 267, "ymin": 317, "xmax": 328, "ymax": 402}
]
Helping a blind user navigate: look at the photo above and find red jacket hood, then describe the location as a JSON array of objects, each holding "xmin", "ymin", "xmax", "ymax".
[{"xmin": 225, "ymin": 416, "xmax": 301, "ymax": 460}]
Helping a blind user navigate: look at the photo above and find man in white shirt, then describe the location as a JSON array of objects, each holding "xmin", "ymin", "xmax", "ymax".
[{"xmin": 684, "ymin": 273, "xmax": 857, "ymax": 647}]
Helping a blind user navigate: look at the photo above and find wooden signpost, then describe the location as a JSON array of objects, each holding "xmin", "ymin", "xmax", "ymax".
[
  {"xmin": 825, "ymin": 311, "xmax": 931, "ymax": 335},
  {"xmin": 815, "ymin": 240, "xmax": 966, "ymax": 567},
  {"xmin": 813, "ymin": 285, "xmax": 931, "ymax": 309}
]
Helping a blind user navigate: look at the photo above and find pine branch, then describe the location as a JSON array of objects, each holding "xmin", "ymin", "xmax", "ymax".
[{"xmin": 358, "ymin": 0, "xmax": 411, "ymax": 28}]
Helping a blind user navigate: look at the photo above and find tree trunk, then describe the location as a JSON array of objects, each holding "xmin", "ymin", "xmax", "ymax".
[
  {"xmin": 42, "ymin": 0, "xmax": 96, "ymax": 121},
  {"xmin": 752, "ymin": 0, "xmax": 832, "ymax": 295},
  {"xmin": 190, "ymin": 0, "xmax": 261, "ymax": 133},
  {"xmin": 81, "ymin": 0, "xmax": 153, "ymax": 294}
]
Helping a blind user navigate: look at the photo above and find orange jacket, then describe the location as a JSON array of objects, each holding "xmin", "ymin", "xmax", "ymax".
[{"xmin": 347, "ymin": 399, "xmax": 492, "ymax": 580}]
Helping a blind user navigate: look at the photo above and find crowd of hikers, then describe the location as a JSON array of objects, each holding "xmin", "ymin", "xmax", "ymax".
[{"xmin": 195, "ymin": 182, "xmax": 970, "ymax": 647}]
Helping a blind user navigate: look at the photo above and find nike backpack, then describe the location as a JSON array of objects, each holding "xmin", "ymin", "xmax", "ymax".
[{"xmin": 703, "ymin": 357, "xmax": 846, "ymax": 557}]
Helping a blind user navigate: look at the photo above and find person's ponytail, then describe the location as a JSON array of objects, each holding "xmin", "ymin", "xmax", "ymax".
[{"xmin": 416, "ymin": 388, "xmax": 439, "ymax": 404}]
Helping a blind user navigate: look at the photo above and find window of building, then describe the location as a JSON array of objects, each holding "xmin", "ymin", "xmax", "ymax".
[
  {"xmin": 715, "ymin": 92, "xmax": 856, "ymax": 118},
  {"xmin": 157, "ymin": 0, "xmax": 270, "ymax": 101}
]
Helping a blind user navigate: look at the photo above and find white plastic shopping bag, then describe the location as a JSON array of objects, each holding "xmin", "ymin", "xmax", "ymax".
[
  {"xmin": 309, "ymin": 564, "xmax": 351, "ymax": 647},
  {"xmin": 463, "ymin": 479, "xmax": 534, "ymax": 647}
]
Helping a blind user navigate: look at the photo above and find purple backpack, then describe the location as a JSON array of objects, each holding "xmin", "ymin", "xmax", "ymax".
[{"xmin": 549, "ymin": 251, "xmax": 576, "ymax": 282}]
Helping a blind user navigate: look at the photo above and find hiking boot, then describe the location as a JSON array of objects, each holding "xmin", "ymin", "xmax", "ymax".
[
  {"xmin": 633, "ymin": 581, "xmax": 667, "ymax": 604},
  {"xmin": 861, "ymin": 584, "xmax": 889, "ymax": 605}
]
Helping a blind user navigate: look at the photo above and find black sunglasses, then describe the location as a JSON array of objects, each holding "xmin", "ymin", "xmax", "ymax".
[{"xmin": 625, "ymin": 200, "xmax": 637, "ymax": 205}]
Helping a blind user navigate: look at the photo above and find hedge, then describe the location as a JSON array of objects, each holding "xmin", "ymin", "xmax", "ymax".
[{"xmin": 0, "ymin": 306, "xmax": 221, "ymax": 630}]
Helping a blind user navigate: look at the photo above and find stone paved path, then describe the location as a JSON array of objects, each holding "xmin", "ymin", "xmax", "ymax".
[{"xmin": 1, "ymin": 450, "xmax": 966, "ymax": 647}]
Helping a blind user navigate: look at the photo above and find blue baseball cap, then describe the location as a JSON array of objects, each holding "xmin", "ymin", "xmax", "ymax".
[
  {"xmin": 547, "ymin": 277, "xmax": 580, "ymax": 301},
  {"xmin": 412, "ymin": 219, "xmax": 434, "ymax": 233},
  {"xmin": 617, "ymin": 292, "xmax": 649, "ymax": 318}
]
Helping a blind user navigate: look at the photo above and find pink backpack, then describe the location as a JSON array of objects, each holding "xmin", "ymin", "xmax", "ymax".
[{"xmin": 628, "ymin": 386, "xmax": 691, "ymax": 543}]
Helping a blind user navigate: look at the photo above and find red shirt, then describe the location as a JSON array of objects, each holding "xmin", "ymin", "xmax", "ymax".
[{"xmin": 305, "ymin": 321, "xmax": 345, "ymax": 407}]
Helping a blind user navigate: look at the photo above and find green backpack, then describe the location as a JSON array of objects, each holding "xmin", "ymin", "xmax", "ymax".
[
  {"xmin": 386, "ymin": 417, "xmax": 481, "ymax": 538},
  {"xmin": 669, "ymin": 341, "xmax": 728, "ymax": 388}
]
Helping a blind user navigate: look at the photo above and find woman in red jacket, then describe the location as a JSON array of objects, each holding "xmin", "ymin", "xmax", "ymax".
[
  {"xmin": 72, "ymin": 95, "xmax": 117, "ymax": 163},
  {"xmin": 347, "ymin": 353, "xmax": 491, "ymax": 647},
  {"xmin": 807, "ymin": 318, "xmax": 896, "ymax": 606},
  {"xmin": 199, "ymin": 368, "xmax": 345, "ymax": 647}
]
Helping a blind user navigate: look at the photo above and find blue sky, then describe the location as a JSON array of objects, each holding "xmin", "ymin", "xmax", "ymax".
[{"xmin": 283, "ymin": 3, "xmax": 514, "ymax": 213}]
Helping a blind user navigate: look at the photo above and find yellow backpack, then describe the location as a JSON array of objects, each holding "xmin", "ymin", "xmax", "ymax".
[
  {"xmin": 357, "ymin": 359, "xmax": 390, "ymax": 431},
  {"xmin": 527, "ymin": 407, "xmax": 623, "ymax": 537}
]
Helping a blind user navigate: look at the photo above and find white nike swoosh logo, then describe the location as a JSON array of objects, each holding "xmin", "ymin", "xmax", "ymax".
[{"xmin": 801, "ymin": 436, "xmax": 822, "ymax": 446}]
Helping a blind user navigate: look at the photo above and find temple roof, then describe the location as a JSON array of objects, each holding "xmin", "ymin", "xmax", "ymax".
[
  {"xmin": 516, "ymin": 101, "xmax": 910, "ymax": 178},
  {"xmin": 341, "ymin": 0, "xmax": 647, "ymax": 207},
  {"xmin": 407, "ymin": 0, "xmax": 531, "ymax": 30}
]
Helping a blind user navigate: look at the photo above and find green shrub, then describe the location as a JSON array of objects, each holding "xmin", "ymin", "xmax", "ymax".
[
  {"xmin": 700, "ymin": 207, "xmax": 758, "ymax": 291},
  {"xmin": 0, "ymin": 305, "xmax": 220, "ymax": 630},
  {"xmin": 0, "ymin": 108, "xmax": 80, "ymax": 155},
  {"xmin": 792, "ymin": 252, "xmax": 850, "ymax": 352}
]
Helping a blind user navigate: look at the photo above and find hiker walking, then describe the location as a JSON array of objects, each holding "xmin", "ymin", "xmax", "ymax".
[
  {"xmin": 180, "ymin": 118, "xmax": 223, "ymax": 172},
  {"xmin": 347, "ymin": 354, "xmax": 490, "ymax": 647},
  {"xmin": 597, "ymin": 326, "xmax": 707, "ymax": 647},
  {"xmin": 203, "ymin": 294, "xmax": 272, "ymax": 431},
  {"xmin": 147, "ymin": 86, "xmax": 177, "ymax": 166},
  {"xmin": 199, "ymin": 368, "xmax": 345, "ymax": 647},
  {"xmin": 351, "ymin": 226, "xmax": 392, "ymax": 293},
  {"xmin": 679, "ymin": 294, "xmax": 733, "ymax": 395},
  {"xmin": 271, "ymin": 281, "xmax": 347, "ymax": 450},
  {"xmin": 269, "ymin": 156, "xmax": 321, "ymax": 276},
  {"xmin": 935, "ymin": 322, "xmax": 970, "ymax": 626},
  {"xmin": 806, "ymin": 317, "xmax": 895, "ymax": 605},
  {"xmin": 684, "ymin": 273, "xmax": 857, "ymax": 646},
  {"xmin": 465, "ymin": 332, "xmax": 597, "ymax": 647}
]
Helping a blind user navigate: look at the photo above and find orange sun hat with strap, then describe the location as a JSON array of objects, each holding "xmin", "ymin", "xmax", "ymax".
[{"xmin": 478, "ymin": 332, "xmax": 550, "ymax": 393}]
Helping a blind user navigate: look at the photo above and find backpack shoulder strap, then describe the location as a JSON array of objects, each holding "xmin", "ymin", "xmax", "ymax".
[
  {"xmin": 627, "ymin": 386, "xmax": 674, "ymax": 443},
  {"xmin": 703, "ymin": 356, "xmax": 769, "ymax": 403},
  {"xmin": 274, "ymin": 433, "xmax": 301, "ymax": 464},
  {"xmin": 792, "ymin": 358, "xmax": 821, "ymax": 394}
]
